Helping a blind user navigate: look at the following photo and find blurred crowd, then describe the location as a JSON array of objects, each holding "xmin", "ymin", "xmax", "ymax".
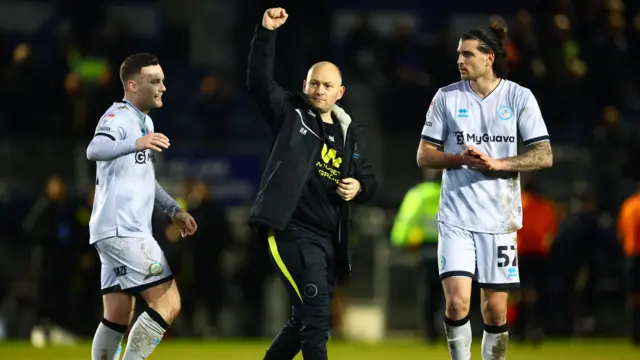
[{"xmin": 0, "ymin": 0, "xmax": 639, "ymax": 340}]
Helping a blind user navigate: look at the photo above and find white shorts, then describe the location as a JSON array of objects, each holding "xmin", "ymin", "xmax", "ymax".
[
  {"xmin": 437, "ymin": 221, "xmax": 520, "ymax": 290},
  {"xmin": 94, "ymin": 236, "xmax": 173, "ymax": 295}
]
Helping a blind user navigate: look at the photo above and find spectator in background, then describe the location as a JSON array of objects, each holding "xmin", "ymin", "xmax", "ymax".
[
  {"xmin": 183, "ymin": 181, "xmax": 234, "ymax": 337},
  {"xmin": 513, "ymin": 179, "xmax": 558, "ymax": 345},
  {"xmin": 382, "ymin": 19, "xmax": 431, "ymax": 134},
  {"xmin": 71, "ymin": 188, "xmax": 102, "ymax": 336},
  {"xmin": 22, "ymin": 176, "xmax": 79, "ymax": 332},
  {"xmin": 342, "ymin": 11, "xmax": 383, "ymax": 83},
  {"xmin": 618, "ymin": 186, "xmax": 640, "ymax": 346},
  {"xmin": 592, "ymin": 105, "xmax": 634, "ymax": 212}
]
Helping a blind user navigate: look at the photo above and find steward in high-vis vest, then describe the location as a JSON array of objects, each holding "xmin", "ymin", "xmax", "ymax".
[{"xmin": 391, "ymin": 182, "xmax": 440, "ymax": 248}]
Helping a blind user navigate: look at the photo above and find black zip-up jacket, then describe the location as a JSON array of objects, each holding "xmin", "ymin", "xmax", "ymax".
[{"xmin": 246, "ymin": 25, "xmax": 377, "ymax": 279}]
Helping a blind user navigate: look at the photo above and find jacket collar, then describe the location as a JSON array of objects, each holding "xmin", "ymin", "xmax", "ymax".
[
  {"xmin": 293, "ymin": 92, "xmax": 353, "ymax": 138},
  {"xmin": 330, "ymin": 103, "xmax": 352, "ymax": 139}
]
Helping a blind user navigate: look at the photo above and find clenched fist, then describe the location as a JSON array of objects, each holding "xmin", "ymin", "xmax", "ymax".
[
  {"xmin": 262, "ymin": 8, "xmax": 288, "ymax": 30},
  {"xmin": 136, "ymin": 133, "xmax": 170, "ymax": 152}
]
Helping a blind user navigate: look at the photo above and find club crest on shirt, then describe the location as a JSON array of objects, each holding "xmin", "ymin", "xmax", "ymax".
[{"xmin": 497, "ymin": 106, "xmax": 513, "ymax": 120}]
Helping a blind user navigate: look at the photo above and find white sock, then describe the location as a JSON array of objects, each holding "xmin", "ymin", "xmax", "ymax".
[
  {"xmin": 92, "ymin": 319, "xmax": 126, "ymax": 360},
  {"xmin": 481, "ymin": 324, "xmax": 509, "ymax": 360},
  {"xmin": 444, "ymin": 316, "xmax": 472, "ymax": 360},
  {"xmin": 122, "ymin": 309, "xmax": 168, "ymax": 360}
]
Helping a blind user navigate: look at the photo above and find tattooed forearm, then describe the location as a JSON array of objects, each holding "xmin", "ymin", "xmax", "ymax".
[{"xmin": 500, "ymin": 141, "xmax": 553, "ymax": 172}]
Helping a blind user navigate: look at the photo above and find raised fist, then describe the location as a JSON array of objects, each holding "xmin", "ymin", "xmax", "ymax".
[
  {"xmin": 262, "ymin": 8, "xmax": 288, "ymax": 30},
  {"xmin": 136, "ymin": 132, "xmax": 170, "ymax": 152}
]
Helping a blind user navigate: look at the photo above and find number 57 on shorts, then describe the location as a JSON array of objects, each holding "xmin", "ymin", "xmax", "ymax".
[{"xmin": 437, "ymin": 221, "xmax": 520, "ymax": 290}]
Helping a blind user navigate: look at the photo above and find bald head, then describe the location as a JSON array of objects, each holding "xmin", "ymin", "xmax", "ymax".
[
  {"xmin": 307, "ymin": 62, "xmax": 342, "ymax": 85},
  {"xmin": 303, "ymin": 61, "xmax": 345, "ymax": 114}
]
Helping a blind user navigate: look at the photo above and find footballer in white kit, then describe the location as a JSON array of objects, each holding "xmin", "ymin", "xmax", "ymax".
[
  {"xmin": 422, "ymin": 79, "xmax": 549, "ymax": 288},
  {"xmin": 417, "ymin": 24, "xmax": 552, "ymax": 360},
  {"xmin": 86, "ymin": 53, "xmax": 198, "ymax": 360},
  {"xmin": 90, "ymin": 100, "xmax": 178, "ymax": 294}
]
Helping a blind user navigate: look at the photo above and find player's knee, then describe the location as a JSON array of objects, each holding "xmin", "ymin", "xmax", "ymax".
[
  {"xmin": 445, "ymin": 294, "xmax": 471, "ymax": 320},
  {"xmin": 482, "ymin": 297, "xmax": 508, "ymax": 325},
  {"xmin": 143, "ymin": 280, "xmax": 181, "ymax": 324},
  {"xmin": 157, "ymin": 288, "xmax": 181, "ymax": 323},
  {"xmin": 170, "ymin": 290, "xmax": 182, "ymax": 318}
]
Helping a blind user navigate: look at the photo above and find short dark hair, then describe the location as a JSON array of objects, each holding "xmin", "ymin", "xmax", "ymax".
[
  {"xmin": 119, "ymin": 53, "xmax": 159, "ymax": 86},
  {"xmin": 461, "ymin": 24, "xmax": 508, "ymax": 78}
]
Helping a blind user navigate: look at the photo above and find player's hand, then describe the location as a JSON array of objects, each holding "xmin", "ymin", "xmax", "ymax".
[
  {"xmin": 465, "ymin": 145, "xmax": 505, "ymax": 171},
  {"xmin": 460, "ymin": 146, "xmax": 490, "ymax": 169},
  {"xmin": 171, "ymin": 209, "xmax": 198, "ymax": 238},
  {"xmin": 262, "ymin": 8, "xmax": 288, "ymax": 30},
  {"xmin": 136, "ymin": 133, "xmax": 170, "ymax": 152},
  {"xmin": 337, "ymin": 178, "xmax": 361, "ymax": 201}
]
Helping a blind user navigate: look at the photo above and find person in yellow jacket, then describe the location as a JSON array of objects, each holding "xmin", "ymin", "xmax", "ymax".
[{"xmin": 391, "ymin": 169, "xmax": 442, "ymax": 343}]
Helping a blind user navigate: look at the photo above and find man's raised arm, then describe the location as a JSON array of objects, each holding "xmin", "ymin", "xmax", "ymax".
[{"xmin": 246, "ymin": 8, "xmax": 291, "ymax": 130}]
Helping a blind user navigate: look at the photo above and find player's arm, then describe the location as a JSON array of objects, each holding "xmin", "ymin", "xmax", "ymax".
[
  {"xmin": 86, "ymin": 117, "xmax": 137, "ymax": 161},
  {"xmin": 495, "ymin": 141, "xmax": 552, "ymax": 172},
  {"xmin": 246, "ymin": 8, "xmax": 290, "ymax": 130},
  {"xmin": 417, "ymin": 90, "xmax": 485, "ymax": 169},
  {"xmin": 494, "ymin": 90, "xmax": 553, "ymax": 172},
  {"xmin": 418, "ymin": 141, "xmax": 471, "ymax": 169},
  {"xmin": 155, "ymin": 181, "xmax": 198, "ymax": 237},
  {"xmin": 154, "ymin": 181, "xmax": 181, "ymax": 217},
  {"xmin": 86, "ymin": 116, "xmax": 169, "ymax": 161}
]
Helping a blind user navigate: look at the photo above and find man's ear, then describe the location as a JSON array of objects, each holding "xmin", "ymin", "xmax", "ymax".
[
  {"xmin": 486, "ymin": 52, "xmax": 495, "ymax": 67},
  {"xmin": 336, "ymin": 85, "xmax": 345, "ymax": 101},
  {"xmin": 127, "ymin": 79, "xmax": 137, "ymax": 93}
]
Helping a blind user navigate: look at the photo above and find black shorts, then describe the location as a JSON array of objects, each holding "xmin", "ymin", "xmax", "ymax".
[
  {"xmin": 627, "ymin": 255, "xmax": 640, "ymax": 294},
  {"xmin": 517, "ymin": 254, "xmax": 547, "ymax": 291}
]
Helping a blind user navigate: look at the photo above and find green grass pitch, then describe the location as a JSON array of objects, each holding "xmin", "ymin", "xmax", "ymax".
[{"xmin": 0, "ymin": 339, "xmax": 637, "ymax": 359}]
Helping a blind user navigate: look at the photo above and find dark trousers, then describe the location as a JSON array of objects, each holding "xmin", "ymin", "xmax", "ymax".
[
  {"xmin": 513, "ymin": 254, "xmax": 547, "ymax": 340},
  {"xmin": 264, "ymin": 226, "xmax": 335, "ymax": 360}
]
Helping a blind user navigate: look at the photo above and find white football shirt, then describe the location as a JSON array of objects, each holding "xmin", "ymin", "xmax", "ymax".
[
  {"xmin": 421, "ymin": 80, "xmax": 549, "ymax": 234},
  {"xmin": 89, "ymin": 101, "xmax": 157, "ymax": 243}
]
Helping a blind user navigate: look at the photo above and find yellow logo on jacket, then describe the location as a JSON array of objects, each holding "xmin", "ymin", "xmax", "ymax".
[{"xmin": 317, "ymin": 143, "xmax": 342, "ymax": 183}]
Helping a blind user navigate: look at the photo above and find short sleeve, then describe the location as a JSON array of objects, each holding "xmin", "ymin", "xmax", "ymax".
[
  {"xmin": 94, "ymin": 112, "xmax": 129, "ymax": 141},
  {"xmin": 421, "ymin": 89, "xmax": 448, "ymax": 147},
  {"xmin": 517, "ymin": 89, "xmax": 550, "ymax": 147}
]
